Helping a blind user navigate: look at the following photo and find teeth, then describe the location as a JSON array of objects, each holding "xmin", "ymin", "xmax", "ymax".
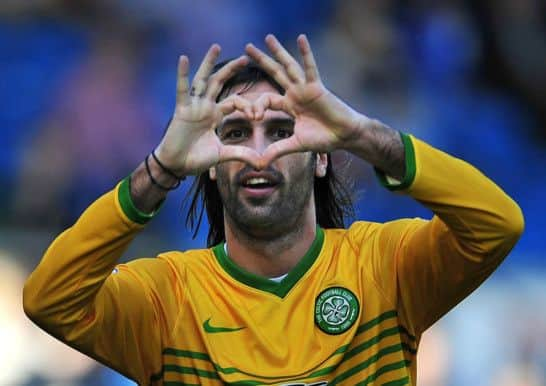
[{"xmin": 247, "ymin": 177, "xmax": 270, "ymax": 185}]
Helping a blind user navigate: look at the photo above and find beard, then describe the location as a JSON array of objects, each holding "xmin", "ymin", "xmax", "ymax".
[{"xmin": 215, "ymin": 155, "xmax": 316, "ymax": 240}]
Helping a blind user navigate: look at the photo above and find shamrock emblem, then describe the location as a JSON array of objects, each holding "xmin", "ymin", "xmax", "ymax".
[
  {"xmin": 322, "ymin": 296, "xmax": 350, "ymax": 325},
  {"xmin": 315, "ymin": 287, "xmax": 359, "ymax": 334}
]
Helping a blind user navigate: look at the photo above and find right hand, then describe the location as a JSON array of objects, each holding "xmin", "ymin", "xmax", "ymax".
[{"xmin": 155, "ymin": 45, "xmax": 262, "ymax": 176}]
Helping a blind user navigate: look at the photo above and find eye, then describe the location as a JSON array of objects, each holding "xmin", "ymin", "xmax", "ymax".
[
  {"xmin": 221, "ymin": 127, "xmax": 249, "ymax": 142},
  {"xmin": 227, "ymin": 129, "xmax": 244, "ymax": 138},
  {"xmin": 273, "ymin": 127, "xmax": 293, "ymax": 139}
]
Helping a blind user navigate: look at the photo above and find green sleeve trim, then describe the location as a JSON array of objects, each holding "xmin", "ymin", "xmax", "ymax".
[
  {"xmin": 375, "ymin": 132, "xmax": 416, "ymax": 191},
  {"xmin": 212, "ymin": 227, "xmax": 324, "ymax": 298},
  {"xmin": 118, "ymin": 176, "xmax": 157, "ymax": 224}
]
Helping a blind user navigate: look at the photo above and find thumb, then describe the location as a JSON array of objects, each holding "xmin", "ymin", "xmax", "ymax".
[
  {"xmin": 218, "ymin": 144, "xmax": 265, "ymax": 170},
  {"xmin": 219, "ymin": 95, "xmax": 254, "ymax": 120},
  {"xmin": 253, "ymin": 92, "xmax": 294, "ymax": 121},
  {"xmin": 259, "ymin": 136, "xmax": 304, "ymax": 168}
]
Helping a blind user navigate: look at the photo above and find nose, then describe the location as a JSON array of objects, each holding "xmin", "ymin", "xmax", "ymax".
[{"xmin": 248, "ymin": 128, "xmax": 269, "ymax": 154}]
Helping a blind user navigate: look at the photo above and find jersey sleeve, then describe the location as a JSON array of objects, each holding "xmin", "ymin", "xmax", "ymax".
[
  {"xmin": 353, "ymin": 134, "xmax": 524, "ymax": 336},
  {"xmin": 23, "ymin": 178, "xmax": 183, "ymax": 384}
]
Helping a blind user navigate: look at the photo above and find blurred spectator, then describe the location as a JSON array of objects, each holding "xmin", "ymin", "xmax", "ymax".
[
  {"xmin": 0, "ymin": 252, "xmax": 97, "ymax": 385},
  {"xmin": 0, "ymin": 11, "xmax": 88, "ymax": 220},
  {"xmin": 485, "ymin": 0, "xmax": 546, "ymax": 141},
  {"xmin": 417, "ymin": 326, "xmax": 451, "ymax": 386},
  {"xmin": 12, "ymin": 26, "xmax": 157, "ymax": 228},
  {"xmin": 313, "ymin": 0, "xmax": 406, "ymax": 107},
  {"xmin": 489, "ymin": 363, "xmax": 545, "ymax": 386}
]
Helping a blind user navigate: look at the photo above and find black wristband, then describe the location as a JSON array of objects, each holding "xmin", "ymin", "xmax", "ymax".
[
  {"xmin": 151, "ymin": 150, "xmax": 186, "ymax": 181},
  {"xmin": 145, "ymin": 154, "xmax": 181, "ymax": 191}
]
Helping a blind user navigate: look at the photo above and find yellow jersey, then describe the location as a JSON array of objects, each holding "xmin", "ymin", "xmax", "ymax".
[{"xmin": 23, "ymin": 135, "xmax": 524, "ymax": 385}]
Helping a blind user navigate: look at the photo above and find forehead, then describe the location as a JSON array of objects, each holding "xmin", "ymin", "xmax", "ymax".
[
  {"xmin": 223, "ymin": 81, "xmax": 291, "ymax": 121},
  {"xmin": 226, "ymin": 80, "xmax": 280, "ymax": 100}
]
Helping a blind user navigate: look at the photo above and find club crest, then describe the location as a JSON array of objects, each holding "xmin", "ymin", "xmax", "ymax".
[{"xmin": 314, "ymin": 287, "xmax": 359, "ymax": 335}]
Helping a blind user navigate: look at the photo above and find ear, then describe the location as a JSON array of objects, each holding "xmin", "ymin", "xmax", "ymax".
[
  {"xmin": 315, "ymin": 153, "xmax": 328, "ymax": 178},
  {"xmin": 209, "ymin": 166, "xmax": 217, "ymax": 181}
]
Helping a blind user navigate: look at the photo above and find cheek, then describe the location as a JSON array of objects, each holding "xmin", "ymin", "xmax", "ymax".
[
  {"xmin": 214, "ymin": 164, "xmax": 230, "ymax": 185},
  {"xmin": 215, "ymin": 161, "xmax": 242, "ymax": 186},
  {"xmin": 214, "ymin": 165, "xmax": 230, "ymax": 200},
  {"xmin": 277, "ymin": 153, "xmax": 314, "ymax": 182}
]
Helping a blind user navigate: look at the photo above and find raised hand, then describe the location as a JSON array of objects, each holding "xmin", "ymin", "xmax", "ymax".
[
  {"xmin": 155, "ymin": 45, "xmax": 262, "ymax": 175},
  {"xmin": 245, "ymin": 34, "xmax": 368, "ymax": 165}
]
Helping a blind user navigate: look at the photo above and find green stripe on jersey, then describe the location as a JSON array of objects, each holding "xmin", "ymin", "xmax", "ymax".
[
  {"xmin": 354, "ymin": 360, "xmax": 412, "ymax": 386},
  {"xmin": 382, "ymin": 376, "xmax": 410, "ymax": 386},
  {"xmin": 330, "ymin": 344, "xmax": 410, "ymax": 385},
  {"xmin": 163, "ymin": 364, "xmax": 220, "ymax": 379},
  {"xmin": 152, "ymin": 310, "xmax": 415, "ymax": 385}
]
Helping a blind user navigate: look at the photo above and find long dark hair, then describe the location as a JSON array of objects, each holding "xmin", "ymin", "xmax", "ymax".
[{"xmin": 184, "ymin": 60, "xmax": 354, "ymax": 247}]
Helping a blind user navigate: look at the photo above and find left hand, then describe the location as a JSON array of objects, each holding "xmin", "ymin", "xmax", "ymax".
[{"xmin": 245, "ymin": 34, "xmax": 367, "ymax": 165}]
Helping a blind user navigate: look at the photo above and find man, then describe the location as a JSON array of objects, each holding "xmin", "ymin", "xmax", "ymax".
[{"xmin": 24, "ymin": 35, "xmax": 524, "ymax": 385}]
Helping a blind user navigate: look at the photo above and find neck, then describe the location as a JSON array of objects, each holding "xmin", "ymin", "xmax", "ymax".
[{"xmin": 223, "ymin": 206, "xmax": 318, "ymax": 278}]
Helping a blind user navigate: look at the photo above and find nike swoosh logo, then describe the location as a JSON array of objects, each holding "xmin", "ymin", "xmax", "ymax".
[{"xmin": 203, "ymin": 318, "xmax": 246, "ymax": 334}]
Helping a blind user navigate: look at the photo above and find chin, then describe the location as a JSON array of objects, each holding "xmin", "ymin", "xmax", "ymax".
[{"xmin": 229, "ymin": 209, "xmax": 294, "ymax": 238}]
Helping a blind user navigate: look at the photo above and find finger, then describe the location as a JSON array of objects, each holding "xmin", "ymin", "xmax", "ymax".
[
  {"xmin": 219, "ymin": 95, "xmax": 254, "ymax": 119},
  {"xmin": 265, "ymin": 34, "xmax": 304, "ymax": 83},
  {"xmin": 245, "ymin": 43, "xmax": 292, "ymax": 90},
  {"xmin": 252, "ymin": 92, "xmax": 293, "ymax": 121},
  {"xmin": 218, "ymin": 145, "xmax": 264, "ymax": 170},
  {"xmin": 191, "ymin": 44, "xmax": 221, "ymax": 97},
  {"xmin": 260, "ymin": 136, "xmax": 304, "ymax": 166},
  {"xmin": 297, "ymin": 34, "xmax": 320, "ymax": 82},
  {"xmin": 176, "ymin": 55, "xmax": 190, "ymax": 105},
  {"xmin": 205, "ymin": 55, "xmax": 249, "ymax": 100}
]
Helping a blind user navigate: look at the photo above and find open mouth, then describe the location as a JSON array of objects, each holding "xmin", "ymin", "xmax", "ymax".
[
  {"xmin": 238, "ymin": 172, "xmax": 281, "ymax": 197},
  {"xmin": 242, "ymin": 177, "xmax": 277, "ymax": 189}
]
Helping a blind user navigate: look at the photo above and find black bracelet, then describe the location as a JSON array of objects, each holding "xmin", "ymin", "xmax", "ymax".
[
  {"xmin": 151, "ymin": 150, "xmax": 186, "ymax": 181},
  {"xmin": 145, "ymin": 154, "xmax": 181, "ymax": 191}
]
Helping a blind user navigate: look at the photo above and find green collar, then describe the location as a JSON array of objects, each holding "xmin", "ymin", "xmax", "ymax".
[{"xmin": 212, "ymin": 227, "xmax": 325, "ymax": 298}]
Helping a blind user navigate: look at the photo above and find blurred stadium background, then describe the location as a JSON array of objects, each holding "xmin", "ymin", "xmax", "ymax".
[{"xmin": 1, "ymin": 0, "xmax": 545, "ymax": 385}]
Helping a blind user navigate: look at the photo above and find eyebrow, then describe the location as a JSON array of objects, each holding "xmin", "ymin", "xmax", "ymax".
[
  {"xmin": 264, "ymin": 117, "xmax": 295, "ymax": 129},
  {"xmin": 219, "ymin": 118, "xmax": 250, "ymax": 130}
]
